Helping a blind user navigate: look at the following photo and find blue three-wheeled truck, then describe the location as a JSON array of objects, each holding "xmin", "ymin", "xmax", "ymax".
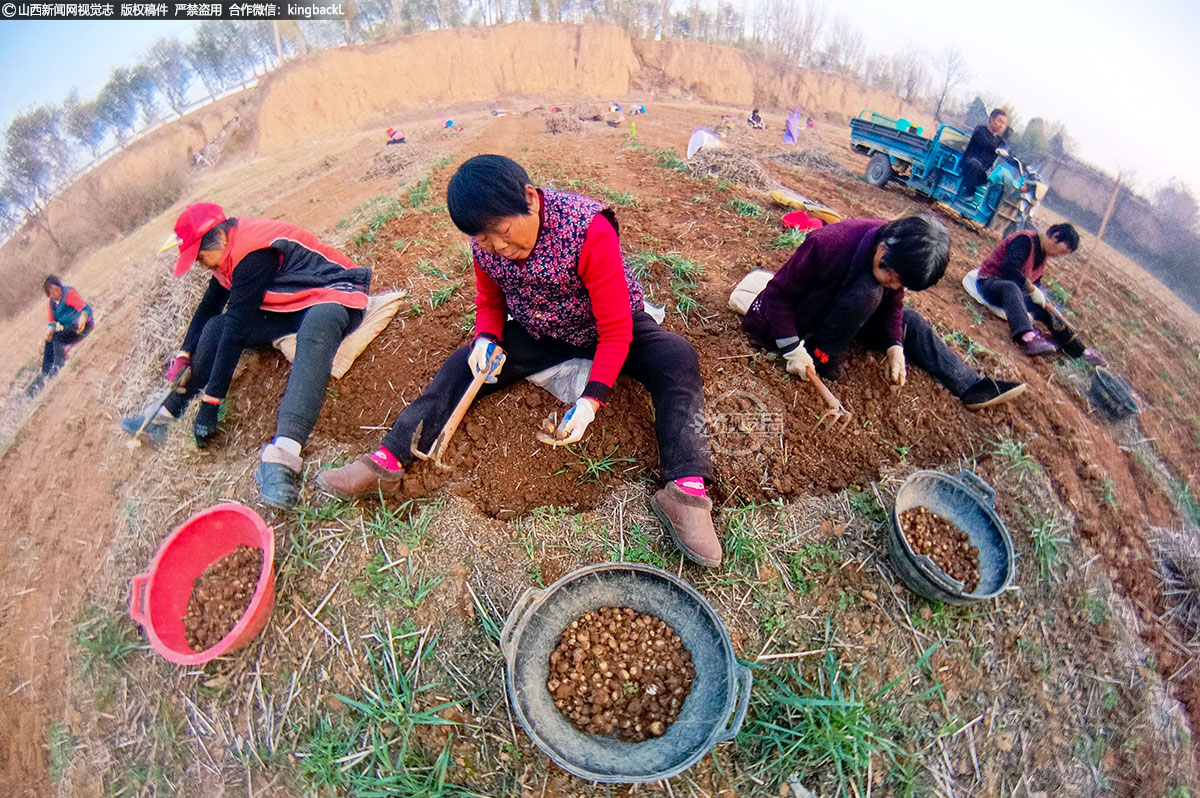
[{"xmin": 849, "ymin": 111, "xmax": 1048, "ymax": 234}]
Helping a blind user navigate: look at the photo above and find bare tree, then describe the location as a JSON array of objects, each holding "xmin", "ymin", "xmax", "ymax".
[
  {"xmin": 1, "ymin": 106, "xmax": 71, "ymax": 249},
  {"xmin": 895, "ymin": 47, "xmax": 927, "ymax": 103},
  {"xmin": 62, "ymin": 91, "xmax": 106, "ymax": 160},
  {"xmin": 147, "ymin": 38, "xmax": 194, "ymax": 116},
  {"xmin": 816, "ymin": 14, "xmax": 865, "ymax": 78},
  {"xmin": 931, "ymin": 47, "xmax": 968, "ymax": 121}
]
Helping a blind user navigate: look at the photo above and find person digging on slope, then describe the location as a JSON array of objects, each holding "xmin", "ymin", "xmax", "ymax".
[
  {"xmin": 741, "ymin": 214, "xmax": 1028, "ymax": 411},
  {"xmin": 30, "ymin": 275, "xmax": 94, "ymax": 394},
  {"xmin": 318, "ymin": 154, "xmax": 723, "ymax": 567},
  {"xmin": 974, "ymin": 223, "xmax": 1106, "ymax": 365},
  {"xmin": 121, "ymin": 202, "xmax": 370, "ymax": 508}
]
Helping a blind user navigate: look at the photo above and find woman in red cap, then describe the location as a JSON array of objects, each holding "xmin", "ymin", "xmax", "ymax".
[{"xmin": 121, "ymin": 202, "xmax": 371, "ymax": 508}]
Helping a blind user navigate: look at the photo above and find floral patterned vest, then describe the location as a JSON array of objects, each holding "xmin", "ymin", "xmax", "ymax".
[{"xmin": 472, "ymin": 190, "xmax": 644, "ymax": 347}]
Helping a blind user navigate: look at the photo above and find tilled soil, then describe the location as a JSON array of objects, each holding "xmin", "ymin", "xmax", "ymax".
[
  {"xmin": 900, "ymin": 506, "xmax": 980, "ymax": 592},
  {"xmin": 184, "ymin": 545, "xmax": 263, "ymax": 652},
  {"xmin": 548, "ymin": 607, "xmax": 694, "ymax": 742}
]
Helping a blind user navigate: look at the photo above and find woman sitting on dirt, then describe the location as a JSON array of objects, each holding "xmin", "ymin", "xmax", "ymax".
[
  {"xmin": 740, "ymin": 215, "xmax": 1028, "ymax": 410},
  {"xmin": 30, "ymin": 275, "xmax": 94, "ymax": 393},
  {"xmin": 120, "ymin": 202, "xmax": 371, "ymax": 508},
  {"xmin": 319, "ymin": 154, "xmax": 723, "ymax": 568},
  {"xmin": 747, "ymin": 109, "xmax": 765, "ymax": 129},
  {"xmin": 974, "ymin": 223, "xmax": 1106, "ymax": 365}
]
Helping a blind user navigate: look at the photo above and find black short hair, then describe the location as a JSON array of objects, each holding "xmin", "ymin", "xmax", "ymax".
[
  {"xmin": 1046, "ymin": 222, "xmax": 1080, "ymax": 252},
  {"xmin": 989, "ymin": 108, "xmax": 1007, "ymax": 120},
  {"xmin": 43, "ymin": 275, "xmax": 62, "ymax": 294},
  {"xmin": 198, "ymin": 218, "xmax": 236, "ymax": 252},
  {"xmin": 447, "ymin": 155, "xmax": 533, "ymax": 236},
  {"xmin": 877, "ymin": 214, "xmax": 951, "ymax": 290}
]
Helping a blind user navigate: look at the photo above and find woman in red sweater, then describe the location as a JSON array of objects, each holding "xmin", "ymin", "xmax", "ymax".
[{"xmin": 320, "ymin": 155, "xmax": 721, "ymax": 567}]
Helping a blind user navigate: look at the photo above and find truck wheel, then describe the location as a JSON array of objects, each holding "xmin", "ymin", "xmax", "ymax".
[{"xmin": 866, "ymin": 153, "xmax": 894, "ymax": 187}]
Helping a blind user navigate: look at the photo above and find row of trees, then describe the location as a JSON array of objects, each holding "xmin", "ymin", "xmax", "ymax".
[{"xmin": 4, "ymin": 0, "xmax": 1195, "ymax": 250}]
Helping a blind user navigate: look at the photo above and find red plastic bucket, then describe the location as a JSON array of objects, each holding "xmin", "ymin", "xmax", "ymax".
[{"xmin": 129, "ymin": 502, "xmax": 276, "ymax": 666}]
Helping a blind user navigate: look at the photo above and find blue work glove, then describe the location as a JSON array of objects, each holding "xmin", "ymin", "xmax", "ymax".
[
  {"xmin": 194, "ymin": 399, "xmax": 221, "ymax": 448},
  {"xmin": 467, "ymin": 337, "xmax": 505, "ymax": 384}
]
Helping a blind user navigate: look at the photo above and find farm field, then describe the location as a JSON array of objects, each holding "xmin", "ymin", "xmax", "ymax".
[{"xmin": 2, "ymin": 98, "xmax": 1199, "ymax": 798}]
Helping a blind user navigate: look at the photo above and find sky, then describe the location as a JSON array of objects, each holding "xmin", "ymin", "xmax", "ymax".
[{"xmin": 0, "ymin": 4, "xmax": 1198, "ymax": 198}]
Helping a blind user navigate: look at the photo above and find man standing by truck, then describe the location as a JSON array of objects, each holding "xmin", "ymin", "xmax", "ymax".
[{"xmin": 958, "ymin": 108, "xmax": 1008, "ymax": 200}]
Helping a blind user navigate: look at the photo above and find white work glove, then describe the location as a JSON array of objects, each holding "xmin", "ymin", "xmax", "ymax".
[
  {"xmin": 538, "ymin": 398, "xmax": 597, "ymax": 447},
  {"xmin": 467, "ymin": 337, "xmax": 505, "ymax": 383},
  {"xmin": 779, "ymin": 340, "xmax": 814, "ymax": 379},
  {"xmin": 885, "ymin": 345, "xmax": 907, "ymax": 386},
  {"xmin": 1029, "ymin": 286, "xmax": 1047, "ymax": 307}
]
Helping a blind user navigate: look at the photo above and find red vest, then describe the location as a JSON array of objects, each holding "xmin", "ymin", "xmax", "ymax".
[
  {"xmin": 978, "ymin": 231, "xmax": 1044, "ymax": 283},
  {"xmin": 217, "ymin": 218, "xmax": 370, "ymax": 313}
]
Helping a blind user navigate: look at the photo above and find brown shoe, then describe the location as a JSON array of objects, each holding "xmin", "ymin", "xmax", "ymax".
[
  {"xmin": 650, "ymin": 482, "xmax": 722, "ymax": 567},
  {"xmin": 316, "ymin": 454, "xmax": 404, "ymax": 498}
]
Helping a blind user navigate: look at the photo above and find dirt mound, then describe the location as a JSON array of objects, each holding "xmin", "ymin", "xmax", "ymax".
[
  {"xmin": 363, "ymin": 144, "xmax": 417, "ymax": 179},
  {"xmin": 255, "ymin": 24, "xmax": 640, "ymax": 153},
  {"xmin": 687, "ymin": 148, "xmax": 779, "ymax": 192},
  {"xmin": 546, "ymin": 114, "xmax": 585, "ymax": 135},
  {"xmin": 774, "ymin": 147, "xmax": 853, "ymax": 177}
]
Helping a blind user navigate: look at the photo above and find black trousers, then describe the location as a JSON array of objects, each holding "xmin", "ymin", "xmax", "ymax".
[
  {"xmin": 380, "ymin": 313, "xmax": 714, "ymax": 482},
  {"xmin": 977, "ymin": 277, "xmax": 1086, "ymax": 356},
  {"xmin": 164, "ymin": 303, "xmax": 362, "ymax": 443},
  {"xmin": 958, "ymin": 156, "xmax": 990, "ymax": 198},
  {"xmin": 811, "ymin": 307, "xmax": 980, "ymax": 398},
  {"xmin": 41, "ymin": 320, "xmax": 93, "ymax": 376}
]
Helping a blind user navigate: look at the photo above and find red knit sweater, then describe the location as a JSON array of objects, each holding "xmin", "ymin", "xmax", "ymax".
[{"xmin": 473, "ymin": 213, "xmax": 633, "ymax": 400}]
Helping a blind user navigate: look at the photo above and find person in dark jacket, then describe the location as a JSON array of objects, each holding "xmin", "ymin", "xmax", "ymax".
[
  {"xmin": 742, "ymin": 215, "xmax": 1027, "ymax": 411},
  {"xmin": 958, "ymin": 108, "xmax": 1007, "ymax": 200},
  {"xmin": 975, "ymin": 223, "xmax": 1106, "ymax": 364},
  {"xmin": 30, "ymin": 275, "xmax": 94, "ymax": 392},
  {"xmin": 318, "ymin": 155, "xmax": 722, "ymax": 567},
  {"xmin": 121, "ymin": 202, "xmax": 370, "ymax": 508}
]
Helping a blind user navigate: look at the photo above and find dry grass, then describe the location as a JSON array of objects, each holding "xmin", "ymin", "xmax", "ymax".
[
  {"xmin": 1151, "ymin": 525, "xmax": 1200, "ymax": 643},
  {"xmin": 544, "ymin": 115, "xmax": 585, "ymax": 135},
  {"xmin": 686, "ymin": 148, "xmax": 780, "ymax": 193},
  {"xmin": 774, "ymin": 148, "xmax": 853, "ymax": 178}
]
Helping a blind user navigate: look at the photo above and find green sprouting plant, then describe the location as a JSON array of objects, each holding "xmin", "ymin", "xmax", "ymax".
[
  {"xmin": 298, "ymin": 625, "xmax": 469, "ymax": 796},
  {"xmin": 605, "ymin": 525, "xmax": 671, "ymax": 569},
  {"xmin": 73, "ymin": 607, "xmax": 147, "ymax": 672},
  {"xmin": 991, "ymin": 437, "xmax": 1040, "ymax": 478},
  {"xmin": 654, "ymin": 149, "xmax": 688, "ymax": 172},
  {"xmin": 728, "ymin": 198, "xmax": 764, "ymax": 218},
  {"xmin": 724, "ymin": 504, "xmax": 768, "ymax": 567},
  {"xmin": 458, "ymin": 309, "xmax": 476, "ymax": 333},
  {"xmin": 690, "ymin": 193, "xmax": 711, "ymax": 202},
  {"xmin": 1047, "ymin": 279, "xmax": 1071, "ymax": 308},
  {"xmin": 966, "ymin": 239, "xmax": 979, "ymax": 258},
  {"xmin": 560, "ymin": 445, "xmax": 638, "ymax": 483},
  {"xmin": 1079, "ymin": 595, "xmax": 1110, "ymax": 625},
  {"xmin": 1023, "ymin": 507, "xmax": 1070, "ymax": 582},
  {"xmin": 1099, "ymin": 475, "xmax": 1118, "ymax": 508},
  {"xmin": 429, "ymin": 285, "xmax": 457, "ymax": 308},
  {"xmin": 848, "ymin": 487, "xmax": 887, "ymax": 526},
  {"xmin": 406, "ymin": 177, "xmax": 432, "ymax": 208},
  {"xmin": 771, "ymin": 228, "xmax": 809, "ymax": 249},
  {"xmin": 963, "ymin": 299, "xmax": 985, "ymax": 326},
  {"xmin": 788, "ymin": 542, "xmax": 840, "ymax": 595},
  {"xmin": 740, "ymin": 625, "xmax": 941, "ymax": 794},
  {"xmin": 416, "ymin": 259, "xmax": 452, "ymax": 280},
  {"xmin": 351, "ymin": 197, "xmax": 403, "ymax": 245},
  {"xmin": 598, "ymin": 187, "xmax": 638, "ymax": 207},
  {"xmin": 431, "ymin": 154, "xmax": 454, "ymax": 171},
  {"xmin": 352, "ymin": 553, "xmax": 443, "ymax": 608},
  {"xmin": 408, "ymin": 301, "xmax": 423, "ymax": 318},
  {"xmin": 363, "ymin": 498, "xmax": 439, "ymax": 547},
  {"xmin": 47, "ymin": 721, "xmax": 75, "ymax": 782}
]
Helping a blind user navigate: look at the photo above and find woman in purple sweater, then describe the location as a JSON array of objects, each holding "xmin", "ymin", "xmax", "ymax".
[{"xmin": 742, "ymin": 215, "xmax": 1027, "ymax": 410}]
